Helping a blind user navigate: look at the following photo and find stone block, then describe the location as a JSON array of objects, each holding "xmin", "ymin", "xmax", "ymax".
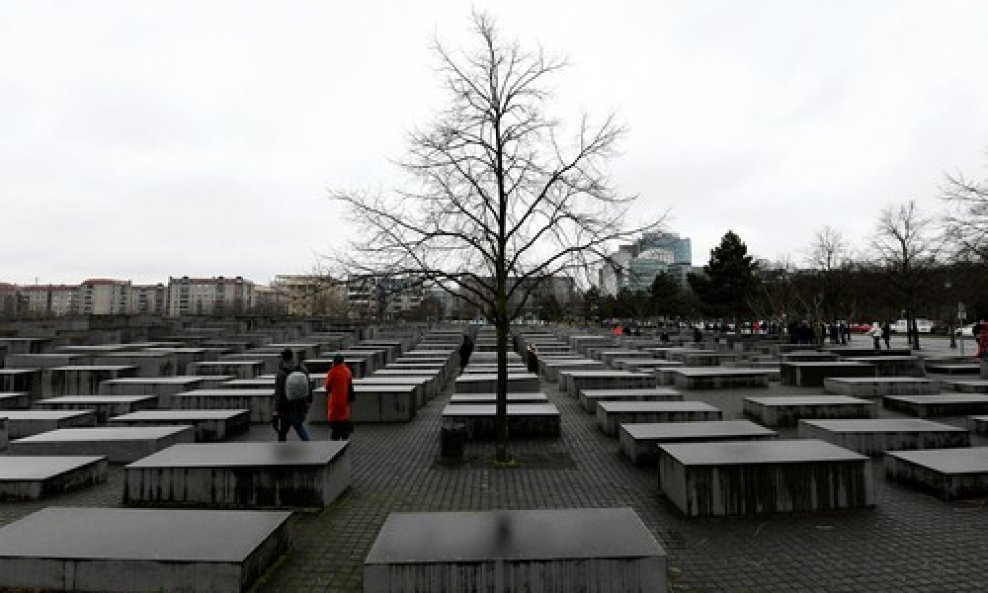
[
  {"xmin": 364, "ymin": 508, "xmax": 665, "ymax": 593},
  {"xmin": 0, "ymin": 507, "xmax": 291, "ymax": 593}
]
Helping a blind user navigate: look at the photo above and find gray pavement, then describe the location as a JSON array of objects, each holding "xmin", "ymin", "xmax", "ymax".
[{"xmin": 2, "ymin": 334, "xmax": 988, "ymax": 592}]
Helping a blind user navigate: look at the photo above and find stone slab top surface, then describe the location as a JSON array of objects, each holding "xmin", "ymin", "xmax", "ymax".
[
  {"xmin": 96, "ymin": 352, "xmax": 172, "ymax": 358},
  {"xmin": 175, "ymin": 389, "xmax": 274, "ymax": 396},
  {"xmin": 597, "ymin": 401, "xmax": 720, "ymax": 413},
  {"xmin": 455, "ymin": 373, "xmax": 539, "ymax": 381},
  {"xmin": 0, "ymin": 368, "xmax": 41, "ymax": 375},
  {"xmin": 927, "ymin": 363, "xmax": 980, "ymax": 369},
  {"xmin": 103, "ymin": 376, "xmax": 206, "ymax": 385},
  {"xmin": 450, "ymin": 392, "xmax": 549, "ymax": 401},
  {"xmin": 943, "ymin": 379, "xmax": 988, "ymax": 386},
  {"xmin": 885, "ymin": 394, "xmax": 988, "ymax": 403},
  {"xmin": 0, "ymin": 507, "xmax": 291, "ymax": 561},
  {"xmin": 560, "ymin": 370, "xmax": 652, "ymax": 378},
  {"xmin": 364, "ymin": 507, "xmax": 662, "ymax": 563},
  {"xmin": 581, "ymin": 388, "xmax": 681, "ymax": 397},
  {"xmin": 887, "ymin": 447, "xmax": 988, "ymax": 474},
  {"xmin": 126, "ymin": 441, "xmax": 347, "ymax": 468},
  {"xmin": 37, "ymin": 395, "xmax": 156, "ymax": 404},
  {"xmin": 659, "ymin": 439, "xmax": 868, "ymax": 465},
  {"xmin": 195, "ymin": 360, "xmax": 264, "ymax": 365},
  {"xmin": 110, "ymin": 410, "xmax": 249, "ymax": 421},
  {"xmin": 782, "ymin": 362, "xmax": 875, "ymax": 368},
  {"xmin": 622, "ymin": 420, "xmax": 777, "ymax": 439},
  {"xmin": 745, "ymin": 396, "xmax": 873, "ymax": 405},
  {"xmin": 800, "ymin": 418, "xmax": 967, "ymax": 432},
  {"xmin": 0, "ymin": 410, "xmax": 95, "ymax": 421},
  {"xmin": 349, "ymin": 384, "xmax": 418, "ymax": 393},
  {"xmin": 672, "ymin": 367, "xmax": 772, "ymax": 376},
  {"xmin": 354, "ymin": 377, "xmax": 429, "ymax": 385},
  {"xmin": 48, "ymin": 365, "xmax": 137, "ymax": 372},
  {"xmin": 825, "ymin": 377, "xmax": 935, "ymax": 384},
  {"xmin": 441, "ymin": 403, "xmax": 559, "ymax": 416},
  {"xmin": 373, "ymin": 370, "xmax": 441, "ymax": 375},
  {"xmin": 0, "ymin": 456, "xmax": 107, "ymax": 479},
  {"xmin": 844, "ymin": 356, "xmax": 920, "ymax": 362},
  {"xmin": 13, "ymin": 426, "xmax": 192, "ymax": 442}
]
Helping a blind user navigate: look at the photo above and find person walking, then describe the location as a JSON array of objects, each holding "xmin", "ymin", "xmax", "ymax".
[
  {"xmin": 870, "ymin": 324, "xmax": 882, "ymax": 351},
  {"xmin": 272, "ymin": 348, "xmax": 312, "ymax": 442},
  {"xmin": 526, "ymin": 343, "xmax": 539, "ymax": 374},
  {"xmin": 882, "ymin": 322, "xmax": 892, "ymax": 350},
  {"xmin": 324, "ymin": 353, "xmax": 354, "ymax": 441},
  {"xmin": 458, "ymin": 334, "xmax": 474, "ymax": 371}
]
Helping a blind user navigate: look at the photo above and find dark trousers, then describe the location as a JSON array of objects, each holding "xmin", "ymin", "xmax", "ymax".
[
  {"xmin": 329, "ymin": 420, "xmax": 353, "ymax": 441},
  {"xmin": 275, "ymin": 413, "xmax": 311, "ymax": 442}
]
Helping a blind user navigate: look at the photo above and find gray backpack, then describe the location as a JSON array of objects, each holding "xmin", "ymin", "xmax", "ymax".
[{"xmin": 285, "ymin": 370, "xmax": 309, "ymax": 401}]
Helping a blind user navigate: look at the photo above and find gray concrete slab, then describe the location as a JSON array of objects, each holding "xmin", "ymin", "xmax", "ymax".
[
  {"xmin": 98, "ymin": 376, "xmax": 214, "ymax": 408},
  {"xmin": 454, "ymin": 372, "xmax": 540, "ymax": 394},
  {"xmin": 941, "ymin": 379, "xmax": 988, "ymax": 393},
  {"xmin": 449, "ymin": 392, "xmax": 549, "ymax": 404},
  {"xmin": 0, "ymin": 410, "xmax": 97, "ymax": 438},
  {"xmin": 108, "ymin": 409, "xmax": 251, "ymax": 442},
  {"xmin": 0, "ymin": 456, "xmax": 107, "ymax": 501},
  {"xmin": 743, "ymin": 395, "xmax": 878, "ymax": 427},
  {"xmin": 189, "ymin": 360, "xmax": 265, "ymax": 379},
  {"xmin": 798, "ymin": 418, "xmax": 970, "ymax": 455},
  {"xmin": 579, "ymin": 387, "xmax": 683, "ymax": 413},
  {"xmin": 886, "ymin": 447, "xmax": 988, "ymax": 500},
  {"xmin": 780, "ymin": 361, "xmax": 876, "ymax": 387},
  {"xmin": 35, "ymin": 395, "xmax": 158, "ymax": 424},
  {"xmin": 658, "ymin": 439, "xmax": 874, "ymax": 517},
  {"xmin": 670, "ymin": 367, "xmax": 772, "ymax": 389},
  {"xmin": 441, "ymin": 403, "xmax": 561, "ymax": 438},
  {"xmin": 9, "ymin": 426, "xmax": 195, "ymax": 463},
  {"xmin": 124, "ymin": 441, "xmax": 350, "ymax": 507},
  {"xmin": 172, "ymin": 388, "xmax": 275, "ymax": 423},
  {"xmin": 883, "ymin": 394, "xmax": 988, "ymax": 417},
  {"xmin": 0, "ymin": 391, "xmax": 31, "ymax": 410},
  {"xmin": 823, "ymin": 376, "xmax": 940, "ymax": 397},
  {"xmin": 47, "ymin": 365, "xmax": 139, "ymax": 397},
  {"xmin": 0, "ymin": 368, "xmax": 43, "ymax": 398},
  {"xmin": 596, "ymin": 401, "xmax": 722, "ymax": 436},
  {"xmin": 619, "ymin": 420, "xmax": 777, "ymax": 465},
  {"xmin": 364, "ymin": 507, "xmax": 665, "ymax": 593},
  {"xmin": 309, "ymin": 384, "xmax": 418, "ymax": 424},
  {"xmin": 0, "ymin": 507, "xmax": 291, "ymax": 593}
]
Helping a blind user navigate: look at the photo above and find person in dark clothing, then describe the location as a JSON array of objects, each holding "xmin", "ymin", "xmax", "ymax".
[
  {"xmin": 882, "ymin": 322, "xmax": 892, "ymax": 350},
  {"xmin": 526, "ymin": 344, "xmax": 539, "ymax": 374},
  {"xmin": 273, "ymin": 348, "xmax": 312, "ymax": 442},
  {"xmin": 458, "ymin": 334, "xmax": 474, "ymax": 371}
]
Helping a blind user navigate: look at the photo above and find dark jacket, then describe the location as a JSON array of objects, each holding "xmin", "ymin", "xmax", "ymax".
[{"xmin": 274, "ymin": 360, "xmax": 312, "ymax": 417}]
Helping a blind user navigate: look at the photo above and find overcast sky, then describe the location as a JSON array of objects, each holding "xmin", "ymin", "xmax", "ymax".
[{"xmin": 3, "ymin": 1, "xmax": 988, "ymax": 286}]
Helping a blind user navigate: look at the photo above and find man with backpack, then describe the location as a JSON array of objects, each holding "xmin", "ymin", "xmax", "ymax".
[{"xmin": 273, "ymin": 348, "xmax": 312, "ymax": 442}]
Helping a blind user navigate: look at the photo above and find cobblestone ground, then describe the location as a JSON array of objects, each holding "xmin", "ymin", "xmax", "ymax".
[{"xmin": 3, "ymin": 335, "xmax": 988, "ymax": 592}]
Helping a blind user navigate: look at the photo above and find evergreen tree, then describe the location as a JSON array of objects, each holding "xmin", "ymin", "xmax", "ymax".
[
  {"xmin": 650, "ymin": 272, "xmax": 687, "ymax": 318},
  {"xmin": 688, "ymin": 230, "xmax": 758, "ymax": 326}
]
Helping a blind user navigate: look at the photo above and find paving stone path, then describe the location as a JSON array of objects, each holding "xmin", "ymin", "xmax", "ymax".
[{"xmin": 3, "ymin": 362, "xmax": 988, "ymax": 592}]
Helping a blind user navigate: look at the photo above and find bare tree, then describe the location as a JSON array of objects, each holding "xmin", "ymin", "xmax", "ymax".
[
  {"xmin": 805, "ymin": 225, "xmax": 852, "ymax": 323},
  {"xmin": 871, "ymin": 200, "xmax": 940, "ymax": 349},
  {"xmin": 330, "ymin": 13, "xmax": 660, "ymax": 462},
  {"xmin": 942, "ymin": 168, "xmax": 988, "ymax": 261}
]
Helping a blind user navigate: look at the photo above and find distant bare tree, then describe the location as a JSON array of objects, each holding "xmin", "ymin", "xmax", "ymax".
[
  {"xmin": 330, "ymin": 13, "xmax": 660, "ymax": 462},
  {"xmin": 871, "ymin": 201, "xmax": 940, "ymax": 349},
  {"xmin": 805, "ymin": 225, "xmax": 853, "ymax": 323},
  {"xmin": 942, "ymin": 167, "xmax": 988, "ymax": 261}
]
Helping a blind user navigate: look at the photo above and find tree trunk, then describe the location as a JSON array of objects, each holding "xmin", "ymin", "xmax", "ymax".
[{"xmin": 495, "ymin": 306, "xmax": 509, "ymax": 463}]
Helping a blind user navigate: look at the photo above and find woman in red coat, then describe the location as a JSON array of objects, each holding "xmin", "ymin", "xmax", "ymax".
[{"xmin": 324, "ymin": 354, "xmax": 354, "ymax": 441}]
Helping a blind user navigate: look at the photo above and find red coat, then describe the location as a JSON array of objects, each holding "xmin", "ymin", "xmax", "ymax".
[{"xmin": 324, "ymin": 364, "xmax": 353, "ymax": 422}]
